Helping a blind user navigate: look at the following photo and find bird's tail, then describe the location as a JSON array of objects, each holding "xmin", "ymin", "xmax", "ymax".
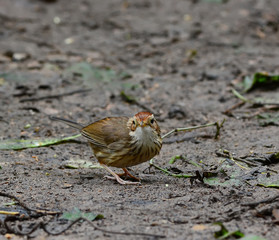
[{"xmin": 49, "ymin": 116, "xmax": 83, "ymax": 130}]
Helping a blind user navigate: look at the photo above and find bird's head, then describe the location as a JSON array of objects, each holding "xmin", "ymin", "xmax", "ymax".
[{"xmin": 128, "ymin": 112, "xmax": 160, "ymax": 134}]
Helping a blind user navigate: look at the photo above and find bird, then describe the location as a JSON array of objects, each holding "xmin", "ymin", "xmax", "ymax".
[{"xmin": 50, "ymin": 112, "xmax": 162, "ymax": 185}]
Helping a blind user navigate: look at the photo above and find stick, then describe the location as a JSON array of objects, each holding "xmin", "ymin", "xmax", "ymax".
[
  {"xmin": 223, "ymin": 101, "xmax": 245, "ymax": 116},
  {"xmin": 162, "ymin": 121, "xmax": 223, "ymax": 139},
  {"xmin": 149, "ymin": 120, "xmax": 225, "ymax": 177},
  {"xmin": 149, "ymin": 159, "xmax": 193, "ymax": 178},
  {"xmin": 232, "ymin": 89, "xmax": 251, "ymax": 103},
  {"xmin": 0, "ymin": 211, "xmax": 20, "ymax": 216},
  {"xmin": 4, "ymin": 215, "xmax": 166, "ymax": 238},
  {"xmin": 20, "ymin": 89, "xmax": 91, "ymax": 102},
  {"xmin": 241, "ymin": 194, "xmax": 279, "ymax": 207},
  {"xmin": 216, "ymin": 150, "xmax": 259, "ymax": 168},
  {"xmin": 0, "ymin": 192, "xmax": 61, "ymax": 215},
  {"xmin": 232, "ymin": 88, "xmax": 279, "ymax": 106},
  {"xmin": 120, "ymin": 91, "xmax": 156, "ymax": 114},
  {"xmin": 1, "ymin": 192, "xmax": 165, "ymax": 238}
]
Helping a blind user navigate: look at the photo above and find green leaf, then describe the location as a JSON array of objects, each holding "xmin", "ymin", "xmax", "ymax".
[
  {"xmin": 214, "ymin": 222, "xmax": 228, "ymax": 239},
  {"xmin": 258, "ymin": 180, "xmax": 279, "ymax": 188},
  {"xmin": 243, "ymin": 76, "xmax": 254, "ymax": 92},
  {"xmin": 24, "ymin": 124, "xmax": 31, "ymax": 129},
  {"xmin": 257, "ymin": 113, "xmax": 279, "ymax": 126},
  {"xmin": 149, "ymin": 159, "xmax": 194, "ymax": 178},
  {"xmin": 63, "ymin": 62, "xmax": 130, "ymax": 90},
  {"xmin": 214, "ymin": 222, "xmax": 244, "ymax": 239},
  {"xmin": 169, "ymin": 155, "xmax": 182, "ymax": 164},
  {"xmin": 64, "ymin": 159, "xmax": 103, "ymax": 169},
  {"xmin": 204, "ymin": 177, "xmax": 241, "ymax": 187},
  {"xmin": 239, "ymin": 235, "xmax": 268, "ymax": 240},
  {"xmin": 64, "ymin": 62, "xmax": 115, "ymax": 83},
  {"xmin": 120, "ymin": 90, "xmax": 137, "ymax": 104},
  {"xmin": 243, "ymin": 72, "xmax": 279, "ymax": 92},
  {"xmin": 0, "ymin": 134, "xmax": 81, "ymax": 150},
  {"xmin": 61, "ymin": 208, "xmax": 104, "ymax": 221},
  {"xmin": 0, "ymin": 72, "xmax": 29, "ymax": 83},
  {"xmin": 3, "ymin": 201, "xmax": 17, "ymax": 206},
  {"xmin": 121, "ymin": 82, "xmax": 140, "ymax": 90}
]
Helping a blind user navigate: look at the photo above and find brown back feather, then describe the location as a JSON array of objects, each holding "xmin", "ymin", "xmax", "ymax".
[{"xmin": 81, "ymin": 117, "xmax": 130, "ymax": 147}]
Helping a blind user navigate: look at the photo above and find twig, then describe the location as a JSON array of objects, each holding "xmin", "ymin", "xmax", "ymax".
[
  {"xmin": 20, "ymin": 36, "xmax": 56, "ymax": 48},
  {"xmin": 149, "ymin": 159, "xmax": 193, "ymax": 178},
  {"xmin": 120, "ymin": 91, "xmax": 155, "ymax": 114},
  {"xmin": 162, "ymin": 120, "xmax": 224, "ymax": 139},
  {"xmin": 0, "ymin": 192, "xmax": 61, "ymax": 215},
  {"xmin": 4, "ymin": 216, "xmax": 165, "ymax": 238},
  {"xmin": 81, "ymin": 218, "xmax": 165, "ymax": 238},
  {"xmin": 217, "ymin": 150, "xmax": 278, "ymax": 174},
  {"xmin": 232, "ymin": 88, "xmax": 279, "ymax": 106},
  {"xmin": 223, "ymin": 101, "xmax": 245, "ymax": 116},
  {"xmin": 20, "ymin": 89, "xmax": 91, "ymax": 102},
  {"xmin": 0, "ymin": 12, "xmax": 34, "ymax": 22},
  {"xmin": 0, "ymin": 211, "xmax": 20, "ymax": 216},
  {"xmin": 216, "ymin": 150, "xmax": 259, "ymax": 168},
  {"xmin": 241, "ymin": 194, "xmax": 279, "ymax": 207},
  {"xmin": 0, "ymin": 192, "xmax": 33, "ymax": 213},
  {"xmin": 214, "ymin": 119, "xmax": 225, "ymax": 139},
  {"xmin": 232, "ymin": 89, "xmax": 251, "ymax": 103},
  {"xmin": 244, "ymin": 106, "xmax": 279, "ymax": 119},
  {"xmin": 149, "ymin": 121, "xmax": 224, "ymax": 178},
  {"xmin": 1, "ymin": 192, "xmax": 165, "ymax": 238}
]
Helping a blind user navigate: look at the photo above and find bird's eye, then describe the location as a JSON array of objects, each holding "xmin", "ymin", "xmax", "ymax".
[
  {"xmin": 132, "ymin": 120, "xmax": 136, "ymax": 125},
  {"xmin": 150, "ymin": 118, "xmax": 154, "ymax": 124}
]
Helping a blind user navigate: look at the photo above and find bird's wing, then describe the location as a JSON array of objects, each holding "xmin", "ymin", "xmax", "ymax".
[{"xmin": 81, "ymin": 117, "xmax": 131, "ymax": 149}]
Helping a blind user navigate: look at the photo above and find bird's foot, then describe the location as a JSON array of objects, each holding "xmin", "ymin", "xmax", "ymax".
[
  {"xmin": 101, "ymin": 164, "xmax": 141, "ymax": 185},
  {"xmin": 104, "ymin": 175, "xmax": 141, "ymax": 185}
]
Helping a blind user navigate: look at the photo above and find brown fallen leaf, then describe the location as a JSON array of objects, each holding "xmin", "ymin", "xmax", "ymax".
[
  {"xmin": 192, "ymin": 224, "xmax": 208, "ymax": 231},
  {"xmin": 272, "ymin": 208, "xmax": 279, "ymax": 223}
]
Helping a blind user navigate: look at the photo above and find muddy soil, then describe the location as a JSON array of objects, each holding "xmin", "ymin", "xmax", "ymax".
[{"xmin": 0, "ymin": 0, "xmax": 279, "ymax": 239}]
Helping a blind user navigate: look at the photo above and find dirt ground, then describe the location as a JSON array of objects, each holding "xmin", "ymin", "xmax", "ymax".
[{"xmin": 1, "ymin": 0, "xmax": 279, "ymax": 239}]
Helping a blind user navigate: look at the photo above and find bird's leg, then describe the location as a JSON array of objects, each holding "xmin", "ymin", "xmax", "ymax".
[
  {"xmin": 120, "ymin": 168, "xmax": 140, "ymax": 181},
  {"xmin": 100, "ymin": 164, "xmax": 140, "ymax": 185}
]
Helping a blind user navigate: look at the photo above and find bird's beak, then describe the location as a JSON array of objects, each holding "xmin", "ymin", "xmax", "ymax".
[{"xmin": 139, "ymin": 121, "xmax": 147, "ymax": 127}]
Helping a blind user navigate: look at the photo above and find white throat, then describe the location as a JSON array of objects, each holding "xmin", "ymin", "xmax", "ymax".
[{"xmin": 130, "ymin": 126, "xmax": 155, "ymax": 146}]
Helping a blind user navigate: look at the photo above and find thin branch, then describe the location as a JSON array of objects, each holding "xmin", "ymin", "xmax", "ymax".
[
  {"xmin": 241, "ymin": 194, "xmax": 279, "ymax": 207},
  {"xmin": 215, "ymin": 150, "xmax": 259, "ymax": 168},
  {"xmin": 1, "ymin": 192, "xmax": 165, "ymax": 238},
  {"xmin": 232, "ymin": 88, "xmax": 279, "ymax": 106},
  {"xmin": 120, "ymin": 91, "xmax": 156, "ymax": 114},
  {"xmin": 223, "ymin": 101, "xmax": 246, "ymax": 116},
  {"xmin": 149, "ymin": 159, "xmax": 193, "ymax": 178},
  {"xmin": 82, "ymin": 217, "xmax": 165, "ymax": 238},
  {"xmin": 232, "ymin": 89, "xmax": 251, "ymax": 103},
  {"xmin": 20, "ymin": 89, "xmax": 91, "ymax": 102},
  {"xmin": 162, "ymin": 121, "xmax": 221, "ymax": 139},
  {"xmin": 0, "ymin": 192, "xmax": 61, "ymax": 215},
  {"xmin": 0, "ymin": 192, "xmax": 33, "ymax": 212},
  {"xmin": 216, "ymin": 150, "xmax": 278, "ymax": 174},
  {"xmin": 0, "ymin": 211, "xmax": 20, "ymax": 216},
  {"xmin": 4, "ymin": 216, "xmax": 165, "ymax": 238},
  {"xmin": 214, "ymin": 119, "xmax": 226, "ymax": 139}
]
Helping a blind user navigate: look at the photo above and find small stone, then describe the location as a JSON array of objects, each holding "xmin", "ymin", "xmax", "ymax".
[
  {"xmin": 0, "ymin": 54, "xmax": 10, "ymax": 63},
  {"xmin": 27, "ymin": 61, "xmax": 42, "ymax": 69},
  {"xmin": 13, "ymin": 53, "xmax": 29, "ymax": 61},
  {"xmin": 64, "ymin": 37, "xmax": 74, "ymax": 45},
  {"xmin": 53, "ymin": 16, "xmax": 61, "ymax": 24},
  {"xmin": 168, "ymin": 105, "xmax": 186, "ymax": 119},
  {"xmin": 204, "ymin": 69, "xmax": 219, "ymax": 80},
  {"xmin": 150, "ymin": 37, "xmax": 169, "ymax": 46}
]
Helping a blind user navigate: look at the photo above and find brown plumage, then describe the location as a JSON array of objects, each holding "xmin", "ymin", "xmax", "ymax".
[{"xmin": 50, "ymin": 112, "xmax": 162, "ymax": 185}]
